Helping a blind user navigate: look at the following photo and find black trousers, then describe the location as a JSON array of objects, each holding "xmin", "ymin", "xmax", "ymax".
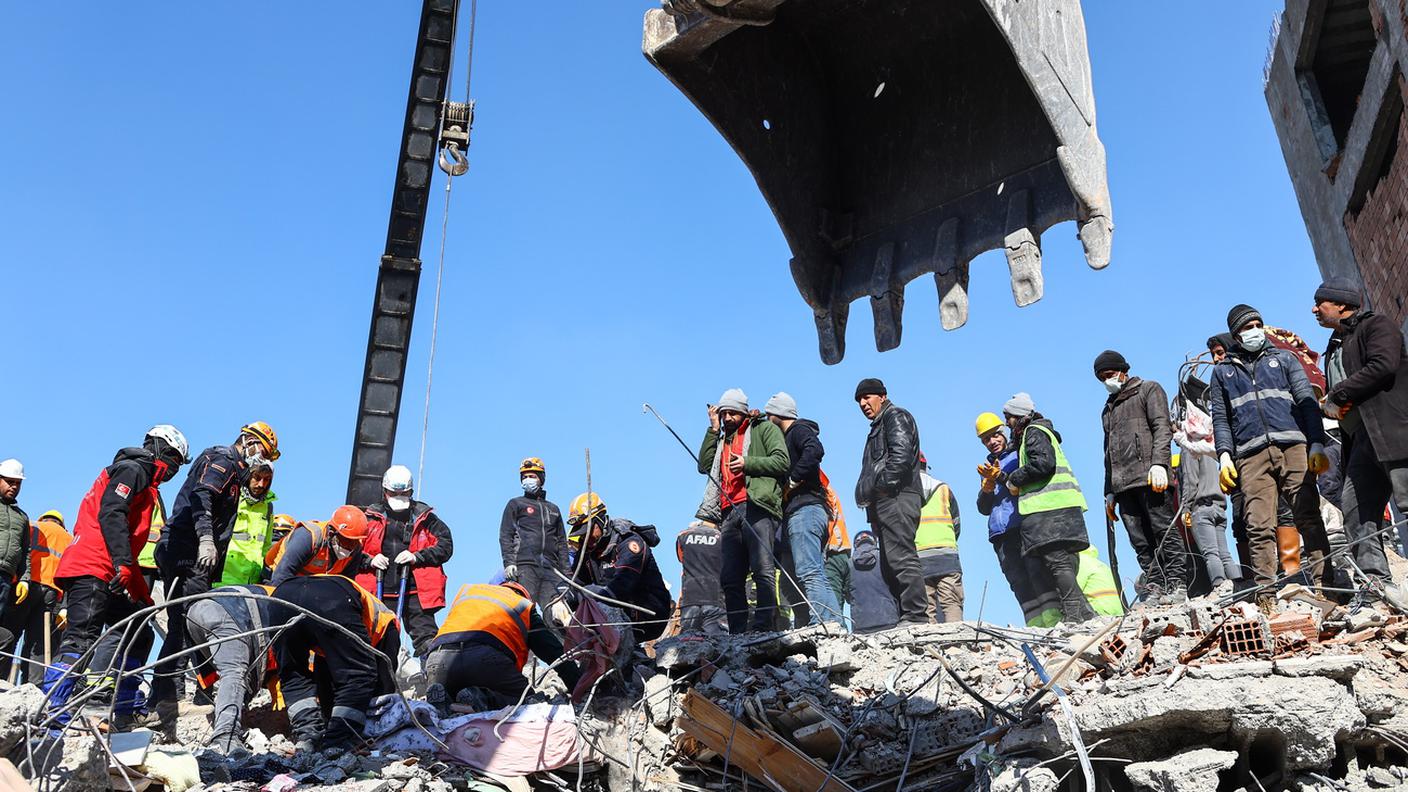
[
  {"xmin": 513, "ymin": 564, "xmax": 562, "ymax": 619},
  {"xmin": 1038, "ymin": 547, "xmax": 1096, "ymax": 623},
  {"xmin": 151, "ymin": 561, "xmax": 214, "ymax": 706},
  {"xmin": 993, "ymin": 531, "xmax": 1061, "ymax": 626},
  {"xmin": 380, "ymin": 591, "xmax": 440, "ymax": 658},
  {"xmin": 1114, "ymin": 486, "xmax": 1187, "ymax": 591},
  {"xmin": 719, "ymin": 503, "xmax": 778, "ymax": 633},
  {"xmin": 867, "ymin": 492, "xmax": 929, "ymax": 624},
  {"xmin": 425, "ymin": 642, "xmax": 525, "ymax": 708},
  {"xmin": 56, "ymin": 575, "xmax": 154, "ymax": 678},
  {"xmin": 1, "ymin": 585, "xmax": 61, "ymax": 684}
]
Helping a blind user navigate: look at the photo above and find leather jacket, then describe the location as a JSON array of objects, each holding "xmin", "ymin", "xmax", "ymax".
[{"xmin": 855, "ymin": 401, "xmax": 922, "ymax": 507}]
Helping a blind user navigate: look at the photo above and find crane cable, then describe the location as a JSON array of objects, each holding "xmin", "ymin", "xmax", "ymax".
[{"xmin": 417, "ymin": 0, "xmax": 477, "ymax": 495}]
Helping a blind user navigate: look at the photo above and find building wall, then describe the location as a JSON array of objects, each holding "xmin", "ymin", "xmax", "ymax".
[{"xmin": 1343, "ymin": 73, "xmax": 1408, "ymax": 328}]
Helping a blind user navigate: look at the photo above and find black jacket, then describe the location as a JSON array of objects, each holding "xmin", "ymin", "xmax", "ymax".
[
  {"xmin": 366, "ymin": 500, "xmax": 454, "ymax": 589},
  {"xmin": 1100, "ymin": 377, "xmax": 1174, "ymax": 496},
  {"xmin": 498, "ymin": 491, "xmax": 569, "ymax": 570},
  {"xmin": 782, "ymin": 419, "xmax": 826, "ymax": 515},
  {"xmin": 855, "ymin": 401, "xmax": 922, "ymax": 508},
  {"xmin": 98, "ymin": 448, "xmax": 162, "ymax": 570},
  {"xmin": 1325, "ymin": 310, "xmax": 1408, "ymax": 461},
  {"xmin": 159, "ymin": 445, "xmax": 246, "ymax": 569},
  {"xmin": 1008, "ymin": 418, "xmax": 1090, "ymax": 556},
  {"xmin": 676, "ymin": 522, "xmax": 723, "ymax": 609},
  {"xmin": 848, "ymin": 534, "xmax": 898, "ymax": 633},
  {"xmin": 584, "ymin": 520, "xmax": 671, "ymax": 621}
]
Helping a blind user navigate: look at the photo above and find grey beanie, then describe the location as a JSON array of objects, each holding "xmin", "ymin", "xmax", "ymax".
[
  {"xmin": 716, "ymin": 388, "xmax": 749, "ymax": 414},
  {"xmin": 1314, "ymin": 278, "xmax": 1362, "ymax": 308},
  {"xmin": 764, "ymin": 392, "xmax": 798, "ymax": 420},
  {"xmin": 1003, "ymin": 392, "xmax": 1036, "ymax": 418}
]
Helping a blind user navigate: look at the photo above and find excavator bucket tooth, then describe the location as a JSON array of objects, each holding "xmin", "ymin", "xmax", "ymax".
[{"xmin": 644, "ymin": 0, "xmax": 1113, "ymax": 363}]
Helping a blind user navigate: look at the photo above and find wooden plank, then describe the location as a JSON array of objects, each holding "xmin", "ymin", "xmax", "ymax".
[{"xmin": 677, "ymin": 690, "xmax": 858, "ymax": 792}]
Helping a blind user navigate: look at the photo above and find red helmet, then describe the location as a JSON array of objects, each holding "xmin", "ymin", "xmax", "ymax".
[
  {"xmin": 327, "ymin": 505, "xmax": 369, "ymax": 541},
  {"xmin": 502, "ymin": 582, "xmax": 531, "ymax": 600}
]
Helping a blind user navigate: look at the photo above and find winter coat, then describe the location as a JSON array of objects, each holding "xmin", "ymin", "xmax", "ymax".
[
  {"xmin": 57, "ymin": 447, "xmax": 164, "ymax": 582},
  {"xmin": 0, "ymin": 499, "xmax": 29, "ymax": 581},
  {"xmin": 1209, "ymin": 345, "xmax": 1324, "ymax": 460},
  {"xmin": 581, "ymin": 519, "xmax": 671, "ymax": 622},
  {"xmin": 781, "ymin": 419, "xmax": 826, "ymax": 515},
  {"xmin": 976, "ymin": 448, "xmax": 1021, "ymax": 542},
  {"xmin": 676, "ymin": 522, "xmax": 724, "ymax": 609},
  {"xmin": 1101, "ymin": 377, "xmax": 1174, "ymax": 496},
  {"xmin": 358, "ymin": 500, "xmax": 454, "ymax": 609},
  {"xmin": 1324, "ymin": 310, "xmax": 1408, "ymax": 462},
  {"xmin": 1178, "ymin": 449, "xmax": 1222, "ymax": 505},
  {"xmin": 698, "ymin": 417, "xmax": 790, "ymax": 520},
  {"xmin": 855, "ymin": 401, "xmax": 922, "ymax": 508},
  {"xmin": 1007, "ymin": 419, "xmax": 1090, "ymax": 556},
  {"xmin": 848, "ymin": 533, "xmax": 898, "ymax": 633},
  {"xmin": 159, "ymin": 445, "xmax": 246, "ymax": 571},
  {"xmin": 498, "ymin": 491, "xmax": 569, "ymax": 570}
]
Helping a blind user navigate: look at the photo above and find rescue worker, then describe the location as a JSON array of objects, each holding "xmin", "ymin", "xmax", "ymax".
[
  {"xmin": 1211, "ymin": 304, "xmax": 1331, "ymax": 610},
  {"xmin": 975, "ymin": 412, "xmax": 1062, "ymax": 628},
  {"xmin": 497, "ymin": 458, "xmax": 569, "ymax": 613},
  {"xmin": 154, "ymin": 421, "xmax": 280, "ymax": 725},
  {"xmin": 186, "ymin": 583, "xmax": 281, "ymax": 754},
  {"xmin": 43, "ymin": 426, "xmax": 189, "ymax": 719},
  {"xmin": 216, "ymin": 462, "xmax": 276, "ymax": 586},
  {"xmin": 424, "ymin": 582, "xmax": 582, "ymax": 710},
  {"xmin": 848, "ymin": 532, "xmax": 898, "ymax": 634},
  {"xmin": 566, "ymin": 493, "xmax": 672, "ymax": 643},
  {"xmin": 917, "ymin": 455, "xmax": 963, "ymax": 623},
  {"xmin": 1076, "ymin": 546, "xmax": 1125, "ymax": 617},
  {"xmin": 270, "ymin": 508, "xmax": 369, "ymax": 585},
  {"xmin": 1, "ymin": 510, "xmax": 70, "ymax": 684},
  {"xmin": 676, "ymin": 520, "xmax": 726, "ymax": 634},
  {"xmin": 273, "ymin": 573, "xmax": 399, "ymax": 754},
  {"xmin": 1003, "ymin": 394, "xmax": 1097, "ymax": 624},
  {"xmin": 0, "ymin": 459, "xmax": 29, "ymax": 627},
  {"xmin": 822, "ymin": 481, "xmax": 853, "ymax": 619},
  {"xmin": 1094, "ymin": 350, "xmax": 1187, "ymax": 602},
  {"xmin": 263, "ymin": 513, "xmax": 297, "ymax": 581},
  {"xmin": 359, "ymin": 465, "xmax": 453, "ymax": 657}
]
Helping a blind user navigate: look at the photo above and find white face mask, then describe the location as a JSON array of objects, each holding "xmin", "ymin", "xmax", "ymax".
[
  {"xmin": 1239, "ymin": 327, "xmax": 1267, "ymax": 352},
  {"xmin": 1103, "ymin": 376, "xmax": 1125, "ymax": 395},
  {"xmin": 331, "ymin": 541, "xmax": 354, "ymax": 560},
  {"xmin": 386, "ymin": 494, "xmax": 411, "ymax": 512},
  {"xmin": 522, "ymin": 476, "xmax": 541, "ymax": 495}
]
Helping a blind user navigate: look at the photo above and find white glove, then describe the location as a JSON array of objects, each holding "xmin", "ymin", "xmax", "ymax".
[
  {"xmin": 196, "ymin": 535, "xmax": 218, "ymax": 573},
  {"xmin": 1308, "ymin": 442, "xmax": 1330, "ymax": 475},
  {"xmin": 370, "ymin": 553, "xmax": 389, "ymax": 571},
  {"xmin": 1147, "ymin": 465, "xmax": 1169, "ymax": 493},
  {"xmin": 395, "ymin": 550, "xmax": 417, "ymax": 566},
  {"xmin": 504, "ymin": 564, "xmax": 518, "ymax": 580}
]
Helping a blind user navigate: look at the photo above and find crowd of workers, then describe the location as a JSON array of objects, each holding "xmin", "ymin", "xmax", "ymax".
[{"xmin": 0, "ymin": 278, "xmax": 1404, "ymax": 757}]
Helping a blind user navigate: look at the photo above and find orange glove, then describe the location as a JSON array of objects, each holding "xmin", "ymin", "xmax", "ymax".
[{"xmin": 977, "ymin": 462, "xmax": 1001, "ymax": 493}]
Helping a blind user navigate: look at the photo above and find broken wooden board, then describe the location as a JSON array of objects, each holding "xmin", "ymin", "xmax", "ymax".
[{"xmin": 678, "ymin": 690, "xmax": 857, "ymax": 792}]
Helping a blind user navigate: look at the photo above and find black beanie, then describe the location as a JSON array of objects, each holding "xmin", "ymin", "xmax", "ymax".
[
  {"xmin": 854, "ymin": 377, "xmax": 887, "ymax": 401},
  {"xmin": 1227, "ymin": 304, "xmax": 1262, "ymax": 333},
  {"xmin": 1092, "ymin": 349, "xmax": 1129, "ymax": 376}
]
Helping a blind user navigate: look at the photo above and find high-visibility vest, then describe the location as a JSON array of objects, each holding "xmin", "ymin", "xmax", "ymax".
[
  {"xmin": 1078, "ymin": 548, "xmax": 1124, "ymax": 616},
  {"xmin": 138, "ymin": 497, "xmax": 165, "ymax": 569},
  {"xmin": 343, "ymin": 576, "xmax": 398, "ymax": 646},
  {"xmin": 270, "ymin": 523, "xmax": 356, "ymax": 578},
  {"xmin": 432, "ymin": 584, "xmax": 532, "ymax": 668},
  {"xmin": 1016, "ymin": 424, "xmax": 1088, "ymax": 515},
  {"xmin": 916, "ymin": 483, "xmax": 957, "ymax": 552},
  {"xmin": 265, "ymin": 534, "xmax": 288, "ymax": 570},
  {"xmin": 30, "ymin": 519, "xmax": 73, "ymax": 591},
  {"xmin": 819, "ymin": 471, "xmax": 851, "ymax": 553},
  {"xmin": 219, "ymin": 493, "xmax": 276, "ymax": 586}
]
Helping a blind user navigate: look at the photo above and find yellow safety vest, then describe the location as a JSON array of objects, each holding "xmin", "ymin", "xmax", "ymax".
[
  {"xmin": 1078, "ymin": 547, "xmax": 1124, "ymax": 616},
  {"xmin": 218, "ymin": 493, "xmax": 276, "ymax": 586},
  {"xmin": 1016, "ymin": 424, "xmax": 1088, "ymax": 515},
  {"xmin": 916, "ymin": 483, "xmax": 957, "ymax": 552}
]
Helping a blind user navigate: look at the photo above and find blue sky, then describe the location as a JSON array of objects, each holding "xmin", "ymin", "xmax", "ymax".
[{"xmin": 3, "ymin": 2, "xmax": 1318, "ymax": 626}]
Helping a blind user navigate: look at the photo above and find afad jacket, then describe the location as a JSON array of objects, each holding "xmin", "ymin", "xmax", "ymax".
[
  {"xmin": 498, "ymin": 490, "xmax": 569, "ymax": 571},
  {"xmin": 56, "ymin": 448, "xmax": 165, "ymax": 599}
]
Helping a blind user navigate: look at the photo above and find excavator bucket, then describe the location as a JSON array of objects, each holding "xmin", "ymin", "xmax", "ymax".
[{"xmin": 643, "ymin": 0, "xmax": 1114, "ymax": 363}]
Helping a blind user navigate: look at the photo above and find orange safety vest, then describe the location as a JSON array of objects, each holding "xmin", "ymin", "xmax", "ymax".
[
  {"xmin": 264, "ymin": 534, "xmax": 288, "ymax": 570},
  {"xmin": 819, "ymin": 472, "xmax": 851, "ymax": 553},
  {"xmin": 30, "ymin": 519, "xmax": 73, "ymax": 591},
  {"xmin": 326, "ymin": 575, "xmax": 399, "ymax": 647},
  {"xmin": 270, "ymin": 523, "xmax": 356, "ymax": 578},
  {"xmin": 433, "ymin": 584, "xmax": 532, "ymax": 669}
]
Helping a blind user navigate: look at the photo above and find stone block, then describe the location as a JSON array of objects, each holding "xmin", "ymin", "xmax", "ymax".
[
  {"xmin": 1124, "ymin": 747, "xmax": 1237, "ymax": 792},
  {"xmin": 1274, "ymin": 655, "xmax": 1362, "ymax": 680}
]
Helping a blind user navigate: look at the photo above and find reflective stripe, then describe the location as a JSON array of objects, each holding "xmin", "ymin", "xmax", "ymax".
[
  {"xmin": 287, "ymin": 697, "xmax": 319, "ymax": 717},
  {"xmin": 1228, "ymin": 388, "xmax": 1292, "ymax": 409},
  {"xmin": 1233, "ymin": 430, "xmax": 1307, "ymax": 458},
  {"xmin": 1017, "ymin": 424, "xmax": 1087, "ymax": 515},
  {"xmin": 330, "ymin": 706, "xmax": 367, "ymax": 725},
  {"xmin": 463, "ymin": 595, "xmax": 531, "ymax": 635}
]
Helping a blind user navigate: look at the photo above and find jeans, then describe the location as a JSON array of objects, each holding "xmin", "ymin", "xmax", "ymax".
[
  {"xmin": 720, "ymin": 503, "xmax": 778, "ymax": 633},
  {"xmin": 867, "ymin": 492, "xmax": 929, "ymax": 624},
  {"xmin": 1114, "ymin": 486, "xmax": 1187, "ymax": 591},
  {"xmin": 1188, "ymin": 499, "xmax": 1237, "ymax": 584},
  {"xmin": 782, "ymin": 505, "xmax": 843, "ymax": 625},
  {"xmin": 1340, "ymin": 427, "xmax": 1408, "ymax": 581}
]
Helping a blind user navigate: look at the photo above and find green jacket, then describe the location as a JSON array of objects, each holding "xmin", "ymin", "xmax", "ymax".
[
  {"xmin": 218, "ymin": 491, "xmax": 277, "ymax": 587},
  {"xmin": 0, "ymin": 500, "xmax": 31, "ymax": 580},
  {"xmin": 698, "ymin": 418, "xmax": 790, "ymax": 519}
]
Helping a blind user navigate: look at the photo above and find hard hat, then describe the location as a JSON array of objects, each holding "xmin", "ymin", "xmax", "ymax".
[
  {"xmin": 327, "ymin": 506, "xmax": 369, "ymax": 541},
  {"xmin": 146, "ymin": 425, "xmax": 191, "ymax": 463},
  {"xmin": 0, "ymin": 459, "xmax": 24, "ymax": 481},
  {"xmin": 519, "ymin": 457, "xmax": 546, "ymax": 480},
  {"xmin": 568, "ymin": 492, "xmax": 607, "ymax": 527},
  {"xmin": 975, "ymin": 412, "xmax": 1003, "ymax": 439},
  {"xmin": 39, "ymin": 510, "xmax": 64, "ymax": 527},
  {"xmin": 240, "ymin": 421, "xmax": 281, "ymax": 461},
  {"xmin": 502, "ymin": 582, "xmax": 531, "ymax": 600},
  {"xmin": 272, "ymin": 513, "xmax": 297, "ymax": 533},
  {"xmin": 382, "ymin": 465, "xmax": 414, "ymax": 493}
]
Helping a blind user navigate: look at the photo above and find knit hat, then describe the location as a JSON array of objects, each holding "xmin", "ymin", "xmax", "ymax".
[
  {"xmin": 1003, "ymin": 392, "xmax": 1036, "ymax": 418},
  {"xmin": 854, "ymin": 378, "xmax": 887, "ymax": 401},
  {"xmin": 1206, "ymin": 334, "xmax": 1230, "ymax": 352},
  {"xmin": 1092, "ymin": 349, "xmax": 1129, "ymax": 376},
  {"xmin": 1314, "ymin": 278, "xmax": 1362, "ymax": 308},
  {"xmin": 716, "ymin": 388, "xmax": 749, "ymax": 414},
  {"xmin": 1227, "ymin": 304, "xmax": 1262, "ymax": 333},
  {"xmin": 763, "ymin": 392, "xmax": 798, "ymax": 420}
]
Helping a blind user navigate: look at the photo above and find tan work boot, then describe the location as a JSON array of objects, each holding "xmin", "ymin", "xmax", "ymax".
[{"xmin": 1275, "ymin": 525, "xmax": 1304, "ymax": 581}]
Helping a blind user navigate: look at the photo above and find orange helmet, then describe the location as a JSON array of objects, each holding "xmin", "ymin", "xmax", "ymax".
[
  {"xmin": 327, "ymin": 506, "xmax": 369, "ymax": 541},
  {"xmin": 502, "ymin": 582, "xmax": 531, "ymax": 600},
  {"xmin": 241, "ymin": 421, "xmax": 281, "ymax": 461}
]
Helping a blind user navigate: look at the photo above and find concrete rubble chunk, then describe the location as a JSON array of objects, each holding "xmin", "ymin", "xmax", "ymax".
[
  {"xmin": 1124, "ymin": 748, "xmax": 1238, "ymax": 792},
  {"xmin": 0, "ymin": 683, "xmax": 46, "ymax": 756},
  {"xmin": 643, "ymin": 674, "xmax": 677, "ymax": 728},
  {"xmin": 1186, "ymin": 660, "xmax": 1274, "ymax": 680},
  {"xmin": 1274, "ymin": 655, "xmax": 1362, "ymax": 680}
]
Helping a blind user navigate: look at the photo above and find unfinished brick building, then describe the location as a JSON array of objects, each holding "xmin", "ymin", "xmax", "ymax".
[{"xmin": 1266, "ymin": 0, "xmax": 1408, "ymax": 331}]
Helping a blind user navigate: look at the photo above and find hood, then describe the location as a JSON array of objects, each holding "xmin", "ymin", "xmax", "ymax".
[
  {"xmin": 611, "ymin": 518, "xmax": 660, "ymax": 547},
  {"xmin": 794, "ymin": 418, "xmax": 821, "ymax": 434},
  {"xmin": 113, "ymin": 446, "xmax": 156, "ymax": 466},
  {"xmin": 1031, "ymin": 417, "xmax": 1062, "ymax": 444},
  {"xmin": 853, "ymin": 534, "xmax": 880, "ymax": 564}
]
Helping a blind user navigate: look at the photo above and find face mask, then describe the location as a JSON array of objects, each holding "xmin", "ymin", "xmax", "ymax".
[
  {"xmin": 331, "ymin": 541, "xmax": 354, "ymax": 560},
  {"xmin": 1103, "ymin": 376, "xmax": 1125, "ymax": 395},
  {"xmin": 386, "ymin": 494, "xmax": 411, "ymax": 512},
  {"xmin": 522, "ymin": 476, "xmax": 541, "ymax": 495},
  {"xmin": 1239, "ymin": 327, "xmax": 1267, "ymax": 352}
]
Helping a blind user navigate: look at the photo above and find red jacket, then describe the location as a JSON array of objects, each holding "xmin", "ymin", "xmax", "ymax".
[
  {"xmin": 355, "ymin": 502, "xmax": 450, "ymax": 609},
  {"xmin": 57, "ymin": 448, "xmax": 163, "ymax": 590}
]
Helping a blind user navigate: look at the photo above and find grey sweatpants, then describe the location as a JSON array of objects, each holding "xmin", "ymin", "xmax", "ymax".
[
  {"xmin": 186, "ymin": 599, "xmax": 253, "ymax": 744},
  {"xmin": 1188, "ymin": 499, "xmax": 1237, "ymax": 584}
]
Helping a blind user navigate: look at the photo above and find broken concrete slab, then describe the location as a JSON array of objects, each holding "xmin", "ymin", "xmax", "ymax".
[
  {"xmin": 1124, "ymin": 747, "xmax": 1237, "ymax": 792},
  {"xmin": 1274, "ymin": 655, "xmax": 1362, "ymax": 680},
  {"xmin": 1185, "ymin": 661, "xmax": 1274, "ymax": 680}
]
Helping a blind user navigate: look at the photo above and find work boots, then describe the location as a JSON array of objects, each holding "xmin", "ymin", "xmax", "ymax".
[
  {"xmin": 1275, "ymin": 525, "xmax": 1309, "ymax": 585},
  {"xmin": 289, "ymin": 702, "xmax": 326, "ymax": 754}
]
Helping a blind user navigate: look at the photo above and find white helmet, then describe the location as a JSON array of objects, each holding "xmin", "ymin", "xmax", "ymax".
[
  {"xmin": 0, "ymin": 459, "xmax": 24, "ymax": 480},
  {"xmin": 382, "ymin": 464, "xmax": 414, "ymax": 494},
  {"xmin": 146, "ymin": 425, "xmax": 190, "ymax": 463}
]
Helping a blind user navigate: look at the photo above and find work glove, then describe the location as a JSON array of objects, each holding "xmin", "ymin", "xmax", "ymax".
[
  {"xmin": 56, "ymin": 609, "xmax": 67, "ymax": 629},
  {"xmin": 504, "ymin": 564, "xmax": 518, "ymax": 581},
  {"xmin": 977, "ymin": 462, "xmax": 1001, "ymax": 493},
  {"xmin": 370, "ymin": 553, "xmax": 390, "ymax": 571},
  {"xmin": 1322, "ymin": 399, "xmax": 1351, "ymax": 420},
  {"xmin": 1182, "ymin": 511, "xmax": 1193, "ymax": 529},
  {"xmin": 394, "ymin": 550, "xmax": 417, "ymax": 566},
  {"xmin": 1147, "ymin": 465, "xmax": 1169, "ymax": 493},
  {"xmin": 13, "ymin": 581, "xmax": 27, "ymax": 605},
  {"xmin": 1308, "ymin": 443, "xmax": 1330, "ymax": 475},
  {"xmin": 1218, "ymin": 452, "xmax": 1239, "ymax": 493},
  {"xmin": 1105, "ymin": 494, "xmax": 1118, "ymax": 523},
  {"xmin": 1006, "ymin": 480, "xmax": 1021, "ymax": 497},
  {"xmin": 196, "ymin": 535, "xmax": 218, "ymax": 573}
]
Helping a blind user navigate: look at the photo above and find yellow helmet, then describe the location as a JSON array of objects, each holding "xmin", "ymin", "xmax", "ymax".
[
  {"xmin": 975, "ymin": 412, "xmax": 1003, "ymax": 439},
  {"xmin": 519, "ymin": 457, "xmax": 546, "ymax": 480},
  {"xmin": 272, "ymin": 513, "xmax": 297, "ymax": 534},
  {"xmin": 241, "ymin": 421, "xmax": 281, "ymax": 461},
  {"xmin": 568, "ymin": 492, "xmax": 607, "ymax": 531},
  {"xmin": 39, "ymin": 510, "xmax": 65, "ymax": 527}
]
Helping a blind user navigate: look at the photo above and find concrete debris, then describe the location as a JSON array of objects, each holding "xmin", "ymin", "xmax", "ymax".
[{"xmin": 1124, "ymin": 747, "xmax": 1237, "ymax": 792}]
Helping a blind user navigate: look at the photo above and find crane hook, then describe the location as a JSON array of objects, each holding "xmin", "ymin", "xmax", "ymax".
[{"xmin": 438, "ymin": 142, "xmax": 469, "ymax": 177}]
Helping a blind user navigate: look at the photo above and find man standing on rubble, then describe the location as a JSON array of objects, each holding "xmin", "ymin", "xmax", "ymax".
[
  {"xmin": 917, "ymin": 455, "xmax": 963, "ymax": 622},
  {"xmin": 677, "ymin": 520, "xmax": 727, "ymax": 634},
  {"xmin": 854, "ymin": 378, "xmax": 929, "ymax": 626},
  {"xmin": 763, "ymin": 392, "xmax": 844, "ymax": 626},
  {"xmin": 216, "ymin": 462, "xmax": 277, "ymax": 586},
  {"xmin": 697, "ymin": 389, "xmax": 790, "ymax": 633},
  {"xmin": 1004, "ymin": 394, "xmax": 1097, "ymax": 624},
  {"xmin": 1211, "ymin": 305, "xmax": 1332, "ymax": 609},
  {"xmin": 1094, "ymin": 350, "xmax": 1187, "ymax": 603},
  {"xmin": 2, "ymin": 510, "xmax": 71, "ymax": 684},
  {"xmin": 1314, "ymin": 280, "xmax": 1408, "ymax": 587},
  {"xmin": 497, "ymin": 458, "xmax": 569, "ymax": 613},
  {"xmin": 0, "ymin": 460, "xmax": 30, "ymax": 628}
]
